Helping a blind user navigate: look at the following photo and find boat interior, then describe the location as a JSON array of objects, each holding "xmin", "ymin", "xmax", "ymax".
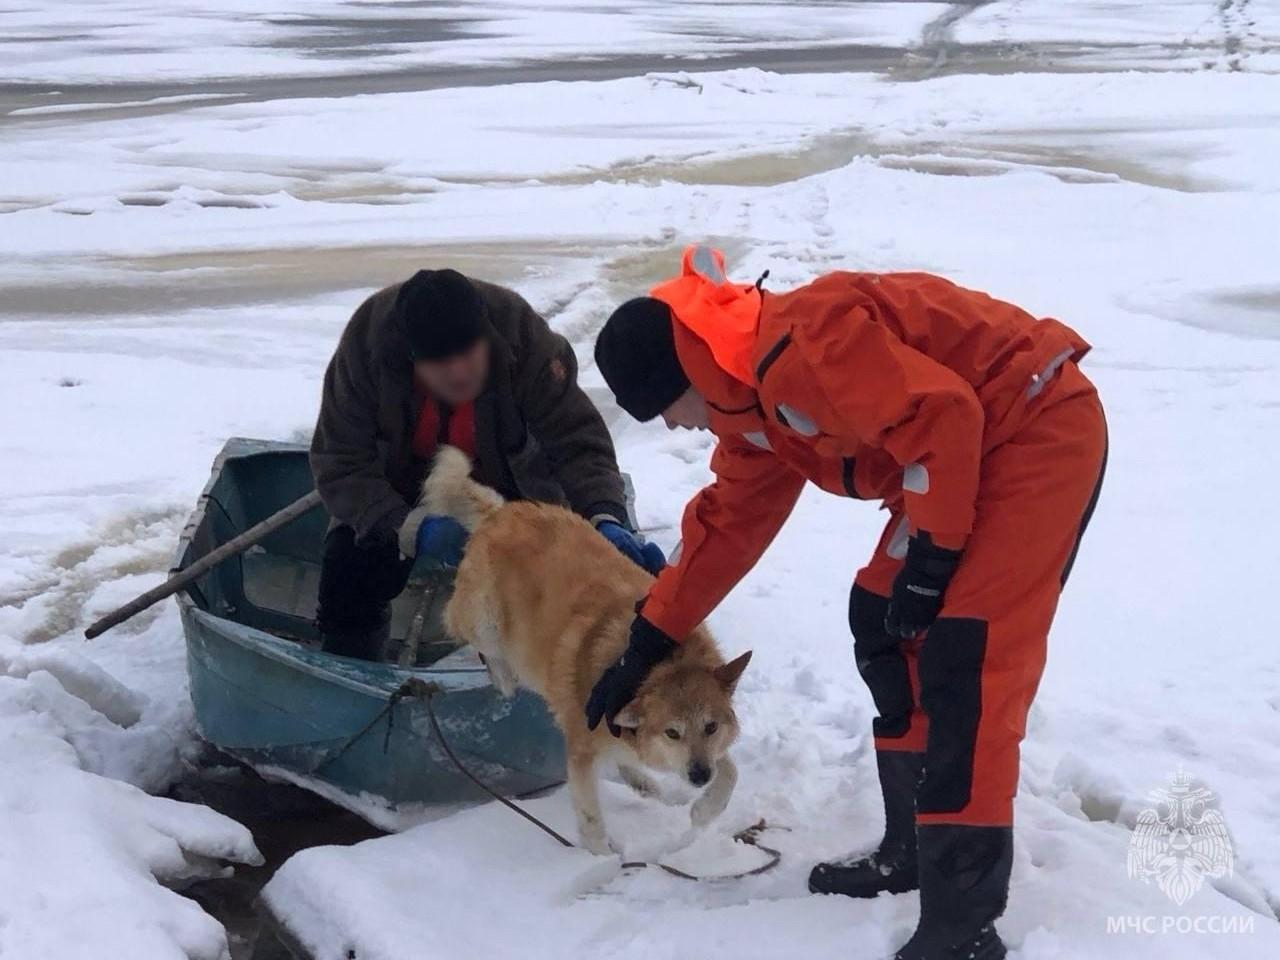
[{"xmin": 177, "ymin": 441, "xmax": 461, "ymax": 668}]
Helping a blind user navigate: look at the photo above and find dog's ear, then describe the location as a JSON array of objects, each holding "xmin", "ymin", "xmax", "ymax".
[
  {"xmin": 713, "ymin": 651, "xmax": 752, "ymax": 693},
  {"xmin": 613, "ymin": 705, "xmax": 642, "ymax": 730}
]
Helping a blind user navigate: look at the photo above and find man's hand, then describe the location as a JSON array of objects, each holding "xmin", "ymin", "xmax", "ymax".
[
  {"xmin": 885, "ymin": 533, "xmax": 963, "ymax": 638},
  {"xmin": 596, "ymin": 520, "xmax": 666, "ymax": 575},
  {"xmin": 585, "ymin": 616, "xmax": 677, "ymax": 736},
  {"xmin": 398, "ymin": 511, "xmax": 469, "ymax": 566}
]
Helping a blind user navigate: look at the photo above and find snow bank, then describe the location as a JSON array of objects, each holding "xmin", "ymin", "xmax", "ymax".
[
  {"xmin": 0, "ymin": 640, "xmax": 262, "ymax": 959},
  {"xmin": 1, "ymin": 646, "xmax": 144, "ymax": 727}
]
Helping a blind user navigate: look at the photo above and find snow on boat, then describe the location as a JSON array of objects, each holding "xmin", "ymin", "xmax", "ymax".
[{"xmin": 175, "ymin": 438, "xmax": 565, "ymax": 819}]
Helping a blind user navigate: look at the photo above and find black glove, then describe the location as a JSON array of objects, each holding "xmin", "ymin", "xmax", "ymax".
[
  {"xmin": 585, "ymin": 616, "xmax": 677, "ymax": 736},
  {"xmin": 885, "ymin": 533, "xmax": 962, "ymax": 638}
]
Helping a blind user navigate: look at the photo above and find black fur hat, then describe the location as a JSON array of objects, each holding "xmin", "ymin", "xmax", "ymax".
[
  {"xmin": 594, "ymin": 297, "xmax": 691, "ymax": 422},
  {"xmin": 396, "ymin": 269, "xmax": 487, "ymax": 360}
]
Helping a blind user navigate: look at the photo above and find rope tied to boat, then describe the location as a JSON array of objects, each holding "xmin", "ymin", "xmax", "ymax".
[{"xmin": 382, "ymin": 677, "xmax": 782, "ymax": 883}]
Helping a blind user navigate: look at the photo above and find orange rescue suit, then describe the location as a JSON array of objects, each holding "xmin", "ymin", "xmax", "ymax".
[{"xmin": 641, "ymin": 246, "xmax": 1107, "ymax": 826}]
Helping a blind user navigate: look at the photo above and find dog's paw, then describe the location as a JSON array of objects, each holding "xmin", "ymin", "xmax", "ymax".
[
  {"xmin": 690, "ymin": 793, "xmax": 727, "ymax": 828},
  {"xmin": 484, "ymin": 656, "xmax": 519, "ymax": 698},
  {"xmin": 617, "ymin": 764, "xmax": 659, "ymax": 799},
  {"xmin": 579, "ymin": 830, "xmax": 616, "ymax": 856},
  {"xmin": 490, "ymin": 675, "xmax": 517, "ymax": 699}
]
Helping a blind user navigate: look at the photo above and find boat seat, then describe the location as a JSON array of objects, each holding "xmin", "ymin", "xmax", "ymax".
[{"xmin": 240, "ymin": 548, "xmax": 459, "ymax": 664}]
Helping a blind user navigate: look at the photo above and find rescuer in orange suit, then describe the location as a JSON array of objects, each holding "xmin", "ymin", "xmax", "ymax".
[{"xmin": 587, "ymin": 246, "xmax": 1107, "ymax": 960}]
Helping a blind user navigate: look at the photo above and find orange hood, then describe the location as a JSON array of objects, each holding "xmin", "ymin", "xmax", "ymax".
[{"xmin": 650, "ymin": 245, "xmax": 763, "ymax": 387}]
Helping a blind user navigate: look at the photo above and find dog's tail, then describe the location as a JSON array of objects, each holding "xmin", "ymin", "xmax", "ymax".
[{"xmin": 421, "ymin": 445, "xmax": 505, "ymax": 532}]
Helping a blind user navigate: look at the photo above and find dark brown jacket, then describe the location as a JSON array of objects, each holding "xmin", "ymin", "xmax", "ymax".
[{"xmin": 311, "ymin": 277, "xmax": 627, "ymax": 544}]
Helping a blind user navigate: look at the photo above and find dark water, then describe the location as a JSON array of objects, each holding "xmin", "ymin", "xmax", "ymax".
[{"xmin": 170, "ymin": 755, "xmax": 385, "ymax": 960}]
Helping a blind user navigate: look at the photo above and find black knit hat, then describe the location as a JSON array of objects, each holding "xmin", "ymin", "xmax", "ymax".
[
  {"xmin": 594, "ymin": 297, "xmax": 690, "ymax": 422},
  {"xmin": 396, "ymin": 269, "xmax": 487, "ymax": 360}
]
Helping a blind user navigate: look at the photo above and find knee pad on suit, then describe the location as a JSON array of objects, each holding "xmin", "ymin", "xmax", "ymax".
[
  {"xmin": 850, "ymin": 584, "xmax": 913, "ymax": 740},
  {"xmin": 917, "ymin": 617, "xmax": 987, "ymax": 815}
]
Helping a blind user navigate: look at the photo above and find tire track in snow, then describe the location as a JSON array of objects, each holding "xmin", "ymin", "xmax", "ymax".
[
  {"xmin": 1217, "ymin": 0, "xmax": 1254, "ymax": 71},
  {"xmin": 919, "ymin": 1, "xmax": 995, "ymax": 73}
]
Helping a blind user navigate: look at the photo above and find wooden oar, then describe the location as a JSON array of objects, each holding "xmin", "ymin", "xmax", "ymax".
[
  {"xmin": 84, "ymin": 489, "xmax": 324, "ymax": 640},
  {"xmin": 398, "ymin": 585, "xmax": 435, "ymax": 668}
]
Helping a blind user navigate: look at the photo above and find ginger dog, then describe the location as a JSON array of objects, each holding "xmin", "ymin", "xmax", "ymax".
[{"xmin": 412, "ymin": 446, "xmax": 750, "ymax": 854}]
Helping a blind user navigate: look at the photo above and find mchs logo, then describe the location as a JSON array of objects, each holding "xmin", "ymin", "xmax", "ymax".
[{"xmin": 1126, "ymin": 768, "xmax": 1234, "ymax": 906}]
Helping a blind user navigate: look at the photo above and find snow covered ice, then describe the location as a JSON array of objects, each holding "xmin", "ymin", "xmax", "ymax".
[{"xmin": 2, "ymin": 2, "xmax": 1279, "ymax": 958}]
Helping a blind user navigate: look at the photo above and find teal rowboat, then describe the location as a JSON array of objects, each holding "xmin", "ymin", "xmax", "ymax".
[{"xmin": 175, "ymin": 438, "xmax": 565, "ymax": 817}]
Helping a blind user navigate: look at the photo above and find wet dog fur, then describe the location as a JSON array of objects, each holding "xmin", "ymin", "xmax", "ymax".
[{"xmin": 410, "ymin": 446, "xmax": 750, "ymax": 854}]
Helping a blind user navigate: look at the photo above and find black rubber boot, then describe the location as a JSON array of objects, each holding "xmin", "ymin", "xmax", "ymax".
[
  {"xmin": 808, "ymin": 750, "xmax": 923, "ymax": 897},
  {"xmin": 892, "ymin": 825, "xmax": 1012, "ymax": 960}
]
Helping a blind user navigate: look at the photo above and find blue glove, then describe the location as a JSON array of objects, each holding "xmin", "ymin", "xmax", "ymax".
[
  {"xmin": 596, "ymin": 520, "xmax": 665, "ymax": 575},
  {"xmin": 414, "ymin": 516, "xmax": 469, "ymax": 567}
]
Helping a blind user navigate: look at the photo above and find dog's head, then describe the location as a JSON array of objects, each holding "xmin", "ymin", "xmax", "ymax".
[{"xmin": 615, "ymin": 651, "xmax": 751, "ymax": 787}]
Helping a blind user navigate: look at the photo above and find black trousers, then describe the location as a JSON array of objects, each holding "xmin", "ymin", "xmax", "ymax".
[{"xmin": 315, "ymin": 526, "xmax": 414, "ymax": 659}]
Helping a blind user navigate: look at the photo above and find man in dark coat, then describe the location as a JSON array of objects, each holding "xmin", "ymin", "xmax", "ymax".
[{"xmin": 311, "ymin": 268, "xmax": 660, "ymax": 660}]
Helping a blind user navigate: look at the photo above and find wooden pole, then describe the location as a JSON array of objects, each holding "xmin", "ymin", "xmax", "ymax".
[
  {"xmin": 84, "ymin": 489, "xmax": 325, "ymax": 640},
  {"xmin": 398, "ymin": 585, "xmax": 435, "ymax": 668}
]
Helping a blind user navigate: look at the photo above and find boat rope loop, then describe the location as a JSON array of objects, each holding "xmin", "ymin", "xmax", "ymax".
[{"xmin": 384, "ymin": 677, "xmax": 782, "ymax": 883}]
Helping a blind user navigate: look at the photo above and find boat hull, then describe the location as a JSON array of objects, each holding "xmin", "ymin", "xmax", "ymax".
[{"xmin": 177, "ymin": 439, "xmax": 566, "ymax": 816}]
